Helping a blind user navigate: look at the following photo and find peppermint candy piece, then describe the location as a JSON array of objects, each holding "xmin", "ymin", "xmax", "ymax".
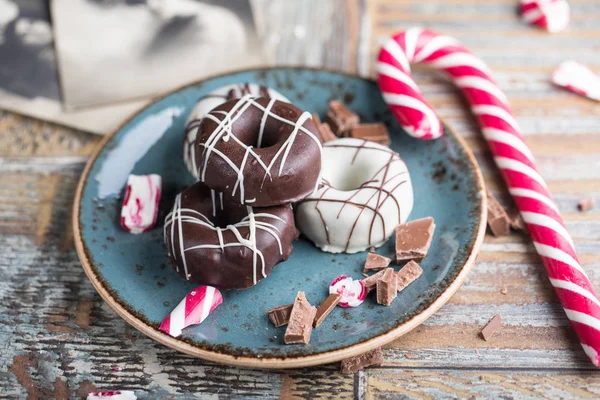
[
  {"xmin": 87, "ymin": 391, "xmax": 136, "ymax": 400},
  {"xmin": 329, "ymin": 275, "xmax": 366, "ymax": 308},
  {"xmin": 120, "ymin": 174, "xmax": 162, "ymax": 234},
  {"xmin": 551, "ymin": 60, "xmax": 600, "ymax": 101},
  {"xmin": 520, "ymin": 0, "xmax": 570, "ymax": 33},
  {"xmin": 160, "ymin": 286, "xmax": 223, "ymax": 337}
]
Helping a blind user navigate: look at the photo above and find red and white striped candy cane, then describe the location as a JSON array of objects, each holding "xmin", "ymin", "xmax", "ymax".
[
  {"xmin": 159, "ymin": 286, "xmax": 223, "ymax": 337},
  {"xmin": 377, "ymin": 28, "xmax": 600, "ymax": 366}
]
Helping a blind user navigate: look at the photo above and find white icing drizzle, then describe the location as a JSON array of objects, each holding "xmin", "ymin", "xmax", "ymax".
[
  {"xmin": 164, "ymin": 193, "xmax": 286, "ymax": 284},
  {"xmin": 183, "ymin": 83, "xmax": 288, "ymax": 179},
  {"xmin": 197, "ymin": 96, "xmax": 322, "ymax": 204}
]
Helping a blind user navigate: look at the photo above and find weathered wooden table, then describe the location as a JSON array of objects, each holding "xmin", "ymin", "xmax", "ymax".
[{"xmin": 2, "ymin": 0, "xmax": 600, "ymax": 398}]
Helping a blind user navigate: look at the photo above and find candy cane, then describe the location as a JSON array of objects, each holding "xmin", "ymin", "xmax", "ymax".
[
  {"xmin": 159, "ymin": 286, "xmax": 223, "ymax": 337},
  {"xmin": 377, "ymin": 28, "xmax": 600, "ymax": 366}
]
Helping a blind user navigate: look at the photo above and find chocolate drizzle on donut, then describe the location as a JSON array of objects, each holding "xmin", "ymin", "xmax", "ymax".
[
  {"xmin": 299, "ymin": 139, "xmax": 410, "ymax": 252},
  {"xmin": 164, "ymin": 182, "xmax": 298, "ymax": 289},
  {"xmin": 193, "ymin": 96, "xmax": 322, "ymax": 207},
  {"xmin": 182, "ymin": 83, "xmax": 286, "ymax": 180}
]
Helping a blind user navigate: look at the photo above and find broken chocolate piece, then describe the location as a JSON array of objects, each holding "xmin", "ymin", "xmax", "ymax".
[
  {"xmin": 480, "ymin": 314, "xmax": 502, "ymax": 341},
  {"xmin": 486, "ymin": 191, "xmax": 511, "ymax": 236},
  {"xmin": 284, "ymin": 292, "xmax": 317, "ymax": 344},
  {"xmin": 313, "ymin": 293, "xmax": 341, "ymax": 328},
  {"xmin": 348, "ymin": 123, "xmax": 391, "ymax": 146},
  {"xmin": 507, "ymin": 208, "xmax": 527, "ymax": 233},
  {"xmin": 376, "ymin": 268, "xmax": 397, "ymax": 306},
  {"xmin": 396, "ymin": 260, "xmax": 423, "ymax": 292},
  {"xmin": 325, "ymin": 100, "xmax": 359, "ymax": 136},
  {"xmin": 340, "ymin": 347, "xmax": 384, "ymax": 374},
  {"xmin": 312, "ymin": 114, "xmax": 337, "ymax": 143},
  {"xmin": 266, "ymin": 303, "xmax": 293, "ymax": 327},
  {"xmin": 395, "ymin": 217, "xmax": 436, "ymax": 263},
  {"xmin": 362, "ymin": 269, "xmax": 387, "ymax": 292},
  {"xmin": 578, "ymin": 196, "xmax": 595, "ymax": 212},
  {"xmin": 364, "ymin": 253, "xmax": 392, "ymax": 272}
]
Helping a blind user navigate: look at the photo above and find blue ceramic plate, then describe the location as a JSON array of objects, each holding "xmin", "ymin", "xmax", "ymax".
[{"xmin": 74, "ymin": 68, "xmax": 486, "ymax": 368}]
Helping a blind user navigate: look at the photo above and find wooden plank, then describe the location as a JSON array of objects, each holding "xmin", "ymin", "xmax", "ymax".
[{"xmin": 364, "ymin": 368, "xmax": 600, "ymax": 399}]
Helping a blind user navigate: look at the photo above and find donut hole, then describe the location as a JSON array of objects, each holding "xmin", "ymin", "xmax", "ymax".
[
  {"xmin": 211, "ymin": 205, "xmax": 248, "ymax": 229},
  {"xmin": 323, "ymin": 156, "xmax": 381, "ymax": 192}
]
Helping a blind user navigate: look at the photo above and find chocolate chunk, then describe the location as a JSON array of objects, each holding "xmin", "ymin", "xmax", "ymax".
[
  {"xmin": 376, "ymin": 268, "xmax": 397, "ymax": 306},
  {"xmin": 266, "ymin": 303, "xmax": 293, "ymax": 327},
  {"xmin": 364, "ymin": 253, "xmax": 392, "ymax": 272},
  {"xmin": 312, "ymin": 114, "xmax": 337, "ymax": 143},
  {"xmin": 362, "ymin": 269, "xmax": 387, "ymax": 292},
  {"xmin": 396, "ymin": 260, "xmax": 423, "ymax": 292},
  {"xmin": 578, "ymin": 196, "xmax": 595, "ymax": 212},
  {"xmin": 486, "ymin": 190, "xmax": 510, "ymax": 236},
  {"xmin": 325, "ymin": 100, "xmax": 359, "ymax": 136},
  {"xmin": 340, "ymin": 347, "xmax": 384, "ymax": 374},
  {"xmin": 480, "ymin": 314, "xmax": 502, "ymax": 341},
  {"xmin": 348, "ymin": 123, "xmax": 391, "ymax": 146},
  {"xmin": 313, "ymin": 293, "xmax": 341, "ymax": 328},
  {"xmin": 507, "ymin": 208, "xmax": 527, "ymax": 233},
  {"xmin": 284, "ymin": 292, "xmax": 316, "ymax": 344},
  {"xmin": 395, "ymin": 217, "xmax": 436, "ymax": 263}
]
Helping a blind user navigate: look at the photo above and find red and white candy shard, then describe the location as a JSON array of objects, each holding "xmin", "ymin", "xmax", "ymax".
[
  {"xmin": 329, "ymin": 275, "xmax": 366, "ymax": 308},
  {"xmin": 520, "ymin": 0, "xmax": 570, "ymax": 33},
  {"xmin": 87, "ymin": 391, "xmax": 136, "ymax": 400},
  {"xmin": 120, "ymin": 174, "xmax": 162, "ymax": 234},
  {"xmin": 160, "ymin": 286, "xmax": 223, "ymax": 337},
  {"xmin": 551, "ymin": 60, "xmax": 600, "ymax": 101}
]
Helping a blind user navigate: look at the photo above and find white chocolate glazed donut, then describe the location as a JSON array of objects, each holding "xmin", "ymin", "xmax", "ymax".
[
  {"xmin": 183, "ymin": 83, "xmax": 289, "ymax": 178},
  {"xmin": 296, "ymin": 138, "xmax": 413, "ymax": 253}
]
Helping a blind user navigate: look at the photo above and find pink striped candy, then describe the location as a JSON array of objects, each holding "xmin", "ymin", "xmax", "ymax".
[
  {"xmin": 160, "ymin": 286, "xmax": 223, "ymax": 337},
  {"xmin": 87, "ymin": 391, "xmax": 136, "ymax": 400},
  {"xmin": 329, "ymin": 275, "xmax": 366, "ymax": 308},
  {"xmin": 520, "ymin": 0, "xmax": 570, "ymax": 33},
  {"xmin": 377, "ymin": 28, "xmax": 600, "ymax": 366},
  {"xmin": 120, "ymin": 174, "xmax": 161, "ymax": 234},
  {"xmin": 551, "ymin": 60, "xmax": 600, "ymax": 101}
]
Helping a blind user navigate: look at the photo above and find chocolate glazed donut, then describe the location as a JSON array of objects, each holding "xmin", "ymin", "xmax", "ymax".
[
  {"xmin": 164, "ymin": 181, "xmax": 299, "ymax": 289},
  {"xmin": 192, "ymin": 96, "xmax": 322, "ymax": 207}
]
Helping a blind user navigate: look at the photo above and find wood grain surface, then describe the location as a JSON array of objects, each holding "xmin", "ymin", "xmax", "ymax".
[{"xmin": 1, "ymin": 0, "xmax": 600, "ymax": 398}]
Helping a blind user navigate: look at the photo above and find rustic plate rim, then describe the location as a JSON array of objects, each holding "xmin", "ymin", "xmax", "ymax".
[{"xmin": 73, "ymin": 66, "xmax": 488, "ymax": 369}]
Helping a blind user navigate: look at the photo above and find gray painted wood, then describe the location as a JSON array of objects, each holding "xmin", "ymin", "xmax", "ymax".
[{"xmin": 2, "ymin": 0, "xmax": 600, "ymax": 398}]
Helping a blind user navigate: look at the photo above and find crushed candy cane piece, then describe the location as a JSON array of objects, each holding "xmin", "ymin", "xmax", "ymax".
[
  {"xmin": 87, "ymin": 391, "xmax": 136, "ymax": 400},
  {"xmin": 159, "ymin": 286, "xmax": 223, "ymax": 337},
  {"xmin": 551, "ymin": 60, "xmax": 600, "ymax": 101},
  {"xmin": 520, "ymin": 0, "xmax": 570, "ymax": 33},
  {"xmin": 120, "ymin": 174, "xmax": 162, "ymax": 234},
  {"xmin": 329, "ymin": 275, "xmax": 366, "ymax": 308}
]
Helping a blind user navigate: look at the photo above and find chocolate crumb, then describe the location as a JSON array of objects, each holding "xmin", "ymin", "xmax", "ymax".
[
  {"xmin": 395, "ymin": 217, "xmax": 435, "ymax": 263},
  {"xmin": 313, "ymin": 293, "xmax": 341, "ymax": 328},
  {"xmin": 507, "ymin": 208, "xmax": 527, "ymax": 233},
  {"xmin": 376, "ymin": 268, "xmax": 397, "ymax": 306},
  {"xmin": 480, "ymin": 314, "xmax": 502, "ymax": 341},
  {"xmin": 396, "ymin": 261, "xmax": 423, "ymax": 292},
  {"xmin": 325, "ymin": 100, "xmax": 359, "ymax": 136},
  {"xmin": 284, "ymin": 292, "xmax": 316, "ymax": 344},
  {"xmin": 364, "ymin": 253, "xmax": 392, "ymax": 272},
  {"xmin": 266, "ymin": 304, "xmax": 294, "ymax": 327},
  {"xmin": 312, "ymin": 114, "xmax": 337, "ymax": 143},
  {"xmin": 578, "ymin": 196, "xmax": 595, "ymax": 212},
  {"xmin": 486, "ymin": 190, "xmax": 510, "ymax": 236},
  {"xmin": 348, "ymin": 123, "xmax": 391, "ymax": 146},
  {"xmin": 340, "ymin": 347, "xmax": 384, "ymax": 374}
]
